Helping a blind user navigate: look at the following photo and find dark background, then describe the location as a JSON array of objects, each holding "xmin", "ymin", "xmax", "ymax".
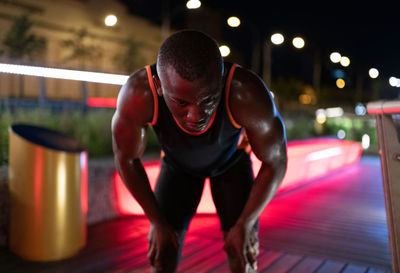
[{"xmin": 118, "ymin": 0, "xmax": 400, "ymax": 101}]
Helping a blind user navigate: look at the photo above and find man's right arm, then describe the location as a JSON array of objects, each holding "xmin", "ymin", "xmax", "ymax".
[{"xmin": 111, "ymin": 69, "xmax": 166, "ymax": 225}]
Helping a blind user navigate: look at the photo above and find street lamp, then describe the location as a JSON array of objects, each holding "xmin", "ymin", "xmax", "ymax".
[
  {"xmin": 271, "ymin": 33, "xmax": 284, "ymax": 45},
  {"xmin": 389, "ymin": 77, "xmax": 400, "ymax": 87},
  {"xmin": 292, "ymin": 37, "xmax": 305, "ymax": 49},
  {"xmin": 227, "ymin": 16, "xmax": 240, "ymax": 27},
  {"xmin": 186, "ymin": 0, "xmax": 201, "ymax": 9},
  {"xmin": 264, "ymin": 33, "xmax": 305, "ymax": 86},
  {"xmin": 225, "ymin": 16, "xmax": 262, "ymax": 74},
  {"xmin": 219, "ymin": 45, "xmax": 230, "ymax": 57},
  {"xmin": 104, "ymin": 15, "xmax": 117, "ymax": 27},
  {"xmin": 340, "ymin": 56, "xmax": 350, "ymax": 67},
  {"xmin": 330, "ymin": 52, "xmax": 341, "ymax": 63},
  {"xmin": 369, "ymin": 68, "xmax": 379, "ymax": 79}
]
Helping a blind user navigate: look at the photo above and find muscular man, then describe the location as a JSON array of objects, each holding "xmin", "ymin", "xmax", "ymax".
[{"xmin": 112, "ymin": 29, "xmax": 287, "ymax": 273}]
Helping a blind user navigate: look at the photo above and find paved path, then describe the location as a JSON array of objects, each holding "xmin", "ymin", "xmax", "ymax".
[{"xmin": 0, "ymin": 156, "xmax": 392, "ymax": 272}]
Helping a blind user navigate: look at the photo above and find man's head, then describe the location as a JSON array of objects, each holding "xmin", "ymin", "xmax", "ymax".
[
  {"xmin": 155, "ymin": 30, "xmax": 225, "ymax": 134},
  {"xmin": 157, "ymin": 29, "xmax": 223, "ymax": 81}
]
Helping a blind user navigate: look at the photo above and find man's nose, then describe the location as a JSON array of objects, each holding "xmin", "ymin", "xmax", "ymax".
[{"xmin": 186, "ymin": 105, "xmax": 204, "ymax": 122}]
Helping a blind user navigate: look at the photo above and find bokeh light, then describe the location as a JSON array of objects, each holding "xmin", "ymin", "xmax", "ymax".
[
  {"xmin": 340, "ymin": 56, "xmax": 350, "ymax": 67},
  {"xmin": 219, "ymin": 45, "xmax": 230, "ymax": 57},
  {"xmin": 271, "ymin": 33, "xmax": 284, "ymax": 45},
  {"xmin": 368, "ymin": 68, "xmax": 379, "ymax": 79},
  {"xmin": 227, "ymin": 16, "xmax": 240, "ymax": 27},
  {"xmin": 186, "ymin": 0, "xmax": 201, "ymax": 9},
  {"xmin": 315, "ymin": 109, "xmax": 327, "ymax": 124},
  {"xmin": 292, "ymin": 37, "xmax": 305, "ymax": 49},
  {"xmin": 337, "ymin": 129, "xmax": 346, "ymax": 139},
  {"xmin": 104, "ymin": 15, "xmax": 117, "ymax": 26},
  {"xmin": 299, "ymin": 94, "xmax": 312, "ymax": 104},
  {"xmin": 330, "ymin": 52, "xmax": 341, "ymax": 63},
  {"xmin": 362, "ymin": 134, "xmax": 370, "ymax": 149},
  {"xmin": 336, "ymin": 78, "xmax": 345, "ymax": 88},
  {"xmin": 355, "ymin": 103, "xmax": 367, "ymax": 116},
  {"xmin": 389, "ymin": 77, "xmax": 400, "ymax": 87}
]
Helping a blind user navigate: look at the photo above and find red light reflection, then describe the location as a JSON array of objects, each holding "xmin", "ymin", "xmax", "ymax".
[{"xmin": 114, "ymin": 138, "xmax": 363, "ymax": 215}]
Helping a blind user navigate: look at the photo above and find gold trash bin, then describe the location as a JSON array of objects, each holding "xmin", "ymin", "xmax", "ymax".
[{"xmin": 8, "ymin": 124, "xmax": 87, "ymax": 261}]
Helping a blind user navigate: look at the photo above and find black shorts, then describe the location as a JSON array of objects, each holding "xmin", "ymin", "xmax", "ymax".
[{"xmin": 154, "ymin": 150, "xmax": 256, "ymax": 231}]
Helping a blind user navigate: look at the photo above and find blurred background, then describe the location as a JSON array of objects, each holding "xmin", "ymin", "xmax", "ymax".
[{"xmin": 1, "ymin": 0, "xmax": 399, "ymax": 165}]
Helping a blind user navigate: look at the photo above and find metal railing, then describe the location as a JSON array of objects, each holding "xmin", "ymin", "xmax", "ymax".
[{"xmin": 367, "ymin": 100, "xmax": 400, "ymax": 273}]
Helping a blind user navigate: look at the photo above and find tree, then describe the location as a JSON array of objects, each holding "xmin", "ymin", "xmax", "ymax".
[
  {"xmin": 61, "ymin": 28, "xmax": 103, "ymax": 69},
  {"xmin": 1, "ymin": 14, "xmax": 47, "ymax": 98},
  {"xmin": 2, "ymin": 14, "xmax": 46, "ymax": 61},
  {"xmin": 113, "ymin": 38, "xmax": 145, "ymax": 73}
]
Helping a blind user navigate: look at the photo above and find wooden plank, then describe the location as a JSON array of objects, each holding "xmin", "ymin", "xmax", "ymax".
[
  {"xmin": 0, "ymin": 158, "xmax": 392, "ymax": 272},
  {"xmin": 261, "ymin": 253, "xmax": 303, "ymax": 273},
  {"xmin": 178, "ymin": 241, "xmax": 223, "ymax": 272},
  {"xmin": 257, "ymin": 250, "xmax": 284, "ymax": 271},
  {"xmin": 341, "ymin": 264, "xmax": 368, "ymax": 273},
  {"xmin": 366, "ymin": 267, "xmax": 389, "ymax": 273},
  {"xmin": 314, "ymin": 260, "xmax": 346, "ymax": 273},
  {"xmin": 288, "ymin": 256, "xmax": 325, "ymax": 273}
]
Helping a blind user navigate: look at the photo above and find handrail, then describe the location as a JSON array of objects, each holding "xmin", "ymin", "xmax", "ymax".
[
  {"xmin": 367, "ymin": 100, "xmax": 400, "ymax": 114},
  {"xmin": 367, "ymin": 99, "xmax": 400, "ymax": 273}
]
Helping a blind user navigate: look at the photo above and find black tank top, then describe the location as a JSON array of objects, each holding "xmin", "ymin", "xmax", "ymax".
[{"xmin": 145, "ymin": 62, "xmax": 244, "ymax": 177}]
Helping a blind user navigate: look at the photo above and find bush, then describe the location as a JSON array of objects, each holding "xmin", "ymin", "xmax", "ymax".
[{"xmin": 0, "ymin": 107, "xmax": 162, "ymax": 166}]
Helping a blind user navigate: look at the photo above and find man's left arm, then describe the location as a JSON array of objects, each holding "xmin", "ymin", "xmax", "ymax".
[{"xmin": 224, "ymin": 66, "xmax": 288, "ymax": 271}]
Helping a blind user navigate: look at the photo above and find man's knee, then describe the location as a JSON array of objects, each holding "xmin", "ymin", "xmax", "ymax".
[{"xmin": 149, "ymin": 230, "xmax": 186, "ymax": 273}]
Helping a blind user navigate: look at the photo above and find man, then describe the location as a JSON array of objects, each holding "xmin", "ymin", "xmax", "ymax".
[{"xmin": 112, "ymin": 29, "xmax": 287, "ymax": 273}]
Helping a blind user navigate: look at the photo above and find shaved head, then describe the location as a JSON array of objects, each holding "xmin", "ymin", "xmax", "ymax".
[{"xmin": 157, "ymin": 29, "xmax": 224, "ymax": 82}]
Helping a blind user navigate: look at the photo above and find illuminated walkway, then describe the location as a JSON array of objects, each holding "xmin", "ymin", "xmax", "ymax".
[{"xmin": 0, "ymin": 156, "xmax": 392, "ymax": 272}]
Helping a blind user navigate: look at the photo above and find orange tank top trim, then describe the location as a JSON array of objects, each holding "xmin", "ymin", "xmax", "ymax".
[
  {"xmin": 225, "ymin": 64, "xmax": 242, "ymax": 129},
  {"xmin": 172, "ymin": 109, "xmax": 217, "ymax": 136},
  {"xmin": 145, "ymin": 65, "xmax": 159, "ymax": 126}
]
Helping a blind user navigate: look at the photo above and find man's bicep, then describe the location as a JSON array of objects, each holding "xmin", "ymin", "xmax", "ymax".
[
  {"xmin": 246, "ymin": 113, "xmax": 287, "ymax": 165},
  {"xmin": 112, "ymin": 112, "xmax": 147, "ymax": 161}
]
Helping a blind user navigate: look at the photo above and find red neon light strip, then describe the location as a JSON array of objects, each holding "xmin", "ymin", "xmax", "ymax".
[
  {"xmin": 114, "ymin": 138, "xmax": 363, "ymax": 215},
  {"xmin": 87, "ymin": 97, "xmax": 117, "ymax": 108}
]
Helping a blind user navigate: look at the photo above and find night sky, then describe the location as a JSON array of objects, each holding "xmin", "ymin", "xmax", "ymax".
[{"xmin": 119, "ymin": 0, "xmax": 399, "ymax": 91}]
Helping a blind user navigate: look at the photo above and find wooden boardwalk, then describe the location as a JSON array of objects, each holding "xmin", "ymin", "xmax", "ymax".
[{"xmin": 0, "ymin": 156, "xmax": 392, "ymax": 272}]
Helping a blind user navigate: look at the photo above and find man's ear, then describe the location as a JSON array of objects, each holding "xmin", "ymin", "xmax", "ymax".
[{"xmin": 152, "ymin": 75, "xmax": 163, "ymax": 96}]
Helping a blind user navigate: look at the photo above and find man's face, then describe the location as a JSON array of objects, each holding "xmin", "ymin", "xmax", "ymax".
[{"xmin": 157, "ymin": 66, "xmax": 223, "ymax": 134}]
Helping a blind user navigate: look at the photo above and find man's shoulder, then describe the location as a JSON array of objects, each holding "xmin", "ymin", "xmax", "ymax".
[
  {"xmin": 230, "ymin": 66, "xmax": 270, "ymax": 104},
  {"xmin": 115, "ymin": 66, "xmax": 154, "ymax": 123},
  {"xmin": 228, "ymin": 65, "xmax": 276, "ymax": 126}
]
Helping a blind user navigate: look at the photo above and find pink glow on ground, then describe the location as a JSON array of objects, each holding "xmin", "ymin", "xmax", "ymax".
[{"xmin": 114, "ymin": 138, "xmax": 363, "ymax": 215}]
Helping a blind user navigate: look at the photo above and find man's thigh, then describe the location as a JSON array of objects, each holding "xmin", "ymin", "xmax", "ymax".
[
  {"xmin": 209, "ymin": 151, "xmax": 256, "ymax": 231},
  {"xmin": 154, "ymin": 158, "xmax": 206, "ymax": 230}
]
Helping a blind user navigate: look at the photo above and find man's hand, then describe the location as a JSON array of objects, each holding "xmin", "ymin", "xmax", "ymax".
[
  {"xmin": 147, "ymin": 223, "xmax": 179, "ymax": 272},
  {"xmin": 223, "ymin": 224, "xmax": 259, "ymax": 273}
]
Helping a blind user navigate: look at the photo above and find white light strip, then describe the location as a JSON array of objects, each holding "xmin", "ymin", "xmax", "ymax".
[
  {"xmin": 0, "ymin": 63, "xmax": 129, "ymax": 85},
  {"xmin": 305, "ymin": 147, "xmax": 342, "ymax": 161}
]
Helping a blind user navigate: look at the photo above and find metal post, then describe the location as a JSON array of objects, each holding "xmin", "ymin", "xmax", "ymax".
[{"xmin": 367, "ymin": 100, "xmax": 400, "ymax": 273}]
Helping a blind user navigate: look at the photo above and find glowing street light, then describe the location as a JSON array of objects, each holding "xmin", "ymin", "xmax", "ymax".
[
  {"xmin": 292, "ymin": 37, "xmax": 305, "ymax": 49},
  {"xmin": 336, "ymin": 78, "xmax": 345, "ymax": 88},
  {"xmin": 369, "ymin": 68, "xmax": 379, "ymax": 79},
  {"xmin": 340, "ymin": 56, "xmax": 350, "ymax": 67},
  {"xmin": 271, "ymin": 33, "xmax": 284, "ymax": 45},
  {"xmin": 227, "ymin": 16, "xmax": 240, "ymax": 27},
  {"xmin": 186, "ymin": 0, "xmax": 201, "ymax": 9},
  {"xmin": 219, "ymin": 45, "xmax": 230, "ymax": 57},
  {"xmin": 104, "ymin": 15, "xmax": 117, "ymax": 26},
  {"xmin": 389, "ymin": 77, "xmax": 400, "ymax": 87},
  {"xmin": 330, "ymin": 52, "xmax": 341, "ymax": 63}
]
